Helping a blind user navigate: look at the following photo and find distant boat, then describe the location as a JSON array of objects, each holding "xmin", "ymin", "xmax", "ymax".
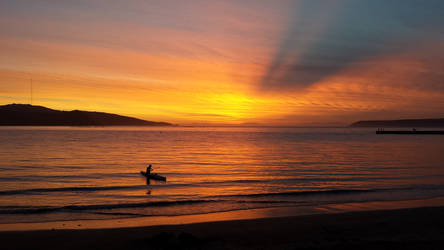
[{"xmin": 140, "ymin": 171, "xmax": 167, "ymax": 181}]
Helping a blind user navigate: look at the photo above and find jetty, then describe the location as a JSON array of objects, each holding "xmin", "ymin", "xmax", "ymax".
[{"xmin": 376, "ymin": 128, "xmax": 444, "ymax": 134}]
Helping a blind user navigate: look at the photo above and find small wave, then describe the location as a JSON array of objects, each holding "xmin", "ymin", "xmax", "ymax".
[
  {"xmin": 2, "ymin": 186, "xmax": 440, "ymax": 215},
  {"xmin": 0, "ymin": 188, "xmax": 377, "ymax": 214},
  {"xmin": 160, "ymin": 179, "xmax": 262, "ymax": 188},
  {"xmin": 0, "ymin": 185, "xmax": 147, "ymax": 196},
  {"xmin": 57, "ymin": 165, "xmax": 86, "ymax": 169},
  {"xmin": 159, "ymin": 178, "xmax": 377, "ymax": 188},
  {"xmin": 217, "ymin": 189, "xmax": 378, "ymax": 198},
  {"xmin": 218, "ymin": 185, "xmax": 444, "ymax": 198},
  {"xmin": 0, "ymin": 199, "xmax": 217, "ymax": 214}
]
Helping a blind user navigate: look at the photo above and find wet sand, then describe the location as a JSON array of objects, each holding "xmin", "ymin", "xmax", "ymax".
[{"xmin": 1, "ymin": 206, "xmax": 444, "ymax": 250}]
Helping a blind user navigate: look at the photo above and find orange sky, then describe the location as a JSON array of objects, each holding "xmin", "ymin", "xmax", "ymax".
[{"xmin": 1, "ymin": 0, "xmax": 443, "ymax": 126}]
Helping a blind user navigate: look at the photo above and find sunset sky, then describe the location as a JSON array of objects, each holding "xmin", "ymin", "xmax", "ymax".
[{"xmin": 1, "ymin": 0, "xmax": 443, "ymax": 126}]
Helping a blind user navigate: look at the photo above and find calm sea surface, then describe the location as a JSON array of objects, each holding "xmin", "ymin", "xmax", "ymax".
[{"xmin": 1, "ymin": 126, "xmax": 444, "ymax": 224}]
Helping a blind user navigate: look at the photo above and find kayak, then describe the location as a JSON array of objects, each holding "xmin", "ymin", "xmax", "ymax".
[{"xmin": 140, "ymin": 171, "xmax": 167, "ymax": 181}]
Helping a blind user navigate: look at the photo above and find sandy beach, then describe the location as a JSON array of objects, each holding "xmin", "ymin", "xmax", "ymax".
[{"xmin": 1, "ymin": 205, "xmax": 444, "ymax": 250}]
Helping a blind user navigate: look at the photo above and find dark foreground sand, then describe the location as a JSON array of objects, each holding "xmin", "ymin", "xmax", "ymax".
[{"xmin": 1, "ymin": 206, "xmax": 444, "ymax": 250}]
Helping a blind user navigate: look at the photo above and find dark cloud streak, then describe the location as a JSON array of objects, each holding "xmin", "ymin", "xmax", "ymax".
[{"xmin": 260, "ymin": 0, "xmax": 444, "ymax": 91}]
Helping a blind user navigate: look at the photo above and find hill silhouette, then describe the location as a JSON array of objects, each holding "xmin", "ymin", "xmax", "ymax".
[
  {"xmin": 350, "ymin": 118, "xmax": 444, "ymax": 128},
  {"xmin": 0, "ymin": 104, "xmax": 172, "ymax": 126}
]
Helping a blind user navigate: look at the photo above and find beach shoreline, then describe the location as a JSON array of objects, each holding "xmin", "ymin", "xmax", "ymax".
[
  {"xmin": 1, "ymin": 205, "xmax": 444, "ymax": 250},
  {"xmin": 2, "ymin": 197, "xmax": 444, "ymax": 249},
  {"xmin": 2, "ymin": 196, "xmax": 444, "ymax": 232}
]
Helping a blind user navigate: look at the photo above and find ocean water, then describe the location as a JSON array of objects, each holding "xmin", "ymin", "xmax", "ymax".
[{"xmin": 1, "ymin": 126, "xmax": 444, "ymax": 224}]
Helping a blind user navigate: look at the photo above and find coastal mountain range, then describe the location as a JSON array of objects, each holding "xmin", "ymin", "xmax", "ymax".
[
  {"xmin": 2, "ymin": 103, "xmax": 443, "ymax": 127},
  {"xmin": 0, "ymin": 104, "xmax": 172, "ymax": 126}
]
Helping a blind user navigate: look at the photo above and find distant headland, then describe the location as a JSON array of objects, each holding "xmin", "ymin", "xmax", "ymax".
[
  {"xmin": 0, "ymin": 104, "xmax": 172, "ymax": 126},
  {"xmin": 350, "ymin": 118, "xmax": 444, "ymax": 128}
]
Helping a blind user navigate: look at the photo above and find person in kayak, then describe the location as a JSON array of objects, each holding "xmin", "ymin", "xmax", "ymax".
[{"xmin": 146, "ymin": 164, "xmax": 152, "ymax": 175}]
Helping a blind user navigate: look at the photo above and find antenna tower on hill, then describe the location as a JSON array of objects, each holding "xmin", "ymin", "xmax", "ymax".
[{"xmin": 30, "ymin": 78, "xmax": 33, "ymax": 105}]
